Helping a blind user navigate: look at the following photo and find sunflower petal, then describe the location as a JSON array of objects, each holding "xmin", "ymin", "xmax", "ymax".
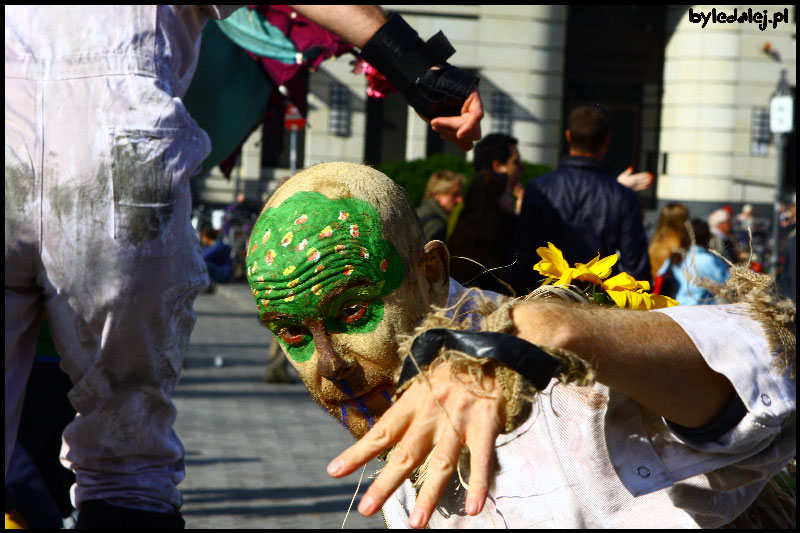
[
  {"xmin": 534, "ymin": 242, "xmax": 571, "ymax": 279},
  {"xmin": 590, "ymin": 253, "xmax": 618, "ymax": 279},
  {"xmin": 573, "ymin": 265, "xmax": 603, "ymax": 285},
  {"xmin": 606, "ymin": 289, "xmax": 629, "ymax": 308},
  {"xmin": 602, "ymin": 272, "xmax": 639, "ymax": 291}
]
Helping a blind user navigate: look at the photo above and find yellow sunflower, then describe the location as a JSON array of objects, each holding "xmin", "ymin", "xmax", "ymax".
[{"xmin": 602, "ymin": 272, "xmax": 677, "ymax": 310}]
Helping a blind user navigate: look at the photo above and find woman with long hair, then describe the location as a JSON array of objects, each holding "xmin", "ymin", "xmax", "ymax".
[
  {"xmin": 448, "ymin": 169, "xmax": 517, "ymax": 294},
  {"xmin": 648, "ymin": 202, "xmax": 690, "ymax": 281}
]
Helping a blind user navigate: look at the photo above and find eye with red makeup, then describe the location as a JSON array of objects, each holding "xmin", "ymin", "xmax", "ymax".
[
  {"xmin": 268, "ymin": 298, "xmax": 377, "ymax": 355},
  {"xmin": 340, "ymin": 300, "xmax": 370, "ymax": 325},
  {"xmin": 278, "ymin": 325, "xmax": 309, "ymax": 346}
]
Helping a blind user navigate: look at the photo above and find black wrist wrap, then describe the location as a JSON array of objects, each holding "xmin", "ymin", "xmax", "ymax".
[
  {"xmin": 397, "ymin": 329, "xmax": 561, "ymax": 391},
  {"xmin": 361, "ymin": 14, "xmax": 479, "ymax": 119}
]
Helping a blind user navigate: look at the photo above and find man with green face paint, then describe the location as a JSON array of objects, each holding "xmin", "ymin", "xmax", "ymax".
[
  {"xmin": 248, "ymin": 191, "xmax": 406, "ymax": 358},
  {"xmin": 247, "ymin": 163, "xmax": 450, "ymax": 439},
  {"xmin": 248, "ymin": 163, "xmax": 795, "ymax": 529}
]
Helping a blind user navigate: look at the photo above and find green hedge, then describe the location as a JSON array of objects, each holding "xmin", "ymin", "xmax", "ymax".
[{"xmin": 376, "ymin": 154, "xmax": 551, "ymax": 207}]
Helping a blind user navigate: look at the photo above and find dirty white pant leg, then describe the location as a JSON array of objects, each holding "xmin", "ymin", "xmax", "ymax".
[
  {"xmin": 5, "ymin": 74, "xmax": 44, "ymax": 478},
  {"xmin": 35, "ymin": 71, "xmax": 210, "ymax": 513},
  {"xmin": 6, "ymin": 4, "xmax": 213, "ymax": 512}
]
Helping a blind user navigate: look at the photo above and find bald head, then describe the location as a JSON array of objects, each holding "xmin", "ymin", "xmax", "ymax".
[
  {"xmin": 264, "ymin": 163, "xmax": 427, "ymax": 276},
  {"xmin": 246, "ymin": 162, "xmax": 450, "ymax": 346},
  {"xmin": 245, "ymin": 163, "xmax": 451, "ymax": 438}
]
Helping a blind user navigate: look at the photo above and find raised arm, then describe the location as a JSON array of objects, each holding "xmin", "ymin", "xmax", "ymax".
[
  {"xmin": 289, "ymin": 5, "xmax": 387, "ymax": 49},
  {"xmin": 290, "ymin": 5, "xmax": 483, "ymax": 150}
]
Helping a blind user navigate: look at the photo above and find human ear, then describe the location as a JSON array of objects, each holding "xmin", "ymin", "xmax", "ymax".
[{"xmin": 419, "ymin": 240, "xmax": 450, "ymax": 307}]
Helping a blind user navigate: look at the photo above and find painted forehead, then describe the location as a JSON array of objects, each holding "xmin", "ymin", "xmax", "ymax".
[{"xmin": 246, "ymin": 191, "xmax": 405, "ymax": 319}]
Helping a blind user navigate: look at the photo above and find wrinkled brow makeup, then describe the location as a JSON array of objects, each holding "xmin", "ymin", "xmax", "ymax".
[{"xmin": 247, "ymin": 191, "xmax": 405, "ymax": 360}]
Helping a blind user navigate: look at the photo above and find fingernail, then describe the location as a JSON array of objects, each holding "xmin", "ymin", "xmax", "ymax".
[
  {"xmin": 358, "ymin": 495, "xmax": 376, "ymax": 515},
  {"xmin": 466, "ymin": 497, "xmax": 479, "ymax": 515},
  {"xmin": 327, "ymin": 459, "xmax": 342, "ymax": 476},
  {"xmin": 410, "ymin": 508, "xmax": 426, "ymax": 528}
]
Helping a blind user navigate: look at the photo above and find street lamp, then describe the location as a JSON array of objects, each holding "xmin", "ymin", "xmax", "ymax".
[{"xmin": 769, "ymin": 68, "xmax": 793, "ymax": 276}]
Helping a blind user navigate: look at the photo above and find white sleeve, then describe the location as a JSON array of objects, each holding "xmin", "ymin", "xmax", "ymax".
[
  {"xmin": 608, "ymin": 304, "xmax": 795, "ymax": 498},
  {"xmin": 653, "ymin": 304, "xmax": 794, "ymax": 452}
]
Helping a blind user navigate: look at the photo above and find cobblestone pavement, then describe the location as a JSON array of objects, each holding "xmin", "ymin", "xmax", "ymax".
[{"xmin": 173, "ymin": 283, "xmax": 385, "ymax": 529}]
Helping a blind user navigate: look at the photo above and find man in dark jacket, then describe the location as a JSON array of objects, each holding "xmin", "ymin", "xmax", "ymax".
[{"xmin": 508, "ymin": 105, "xmax": 651, "ymax": 295}]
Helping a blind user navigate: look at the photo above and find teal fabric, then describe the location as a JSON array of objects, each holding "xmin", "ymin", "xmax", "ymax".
[
  {"xmin": 183, "ymin": 21, "xmax": 275, "ymax": 174},
  {"xmin": 216, "ymin": 8, "xmax": 298, "ymax": 64}
]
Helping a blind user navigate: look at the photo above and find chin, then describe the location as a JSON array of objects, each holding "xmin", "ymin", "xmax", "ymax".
[{"xmin": 318, "ymin": 385, "xmax": 395, "ymax": 439}]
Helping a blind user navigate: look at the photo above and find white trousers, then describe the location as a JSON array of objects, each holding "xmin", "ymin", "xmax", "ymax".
[{"xmin": 6, "ymin": 6, "xmax": 211, "ymax": 512}]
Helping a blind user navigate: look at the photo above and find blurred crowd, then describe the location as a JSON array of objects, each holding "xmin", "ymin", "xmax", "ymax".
[{"xmin": 417, "ymin": 108, "xmax": 796, "ymax": 307}]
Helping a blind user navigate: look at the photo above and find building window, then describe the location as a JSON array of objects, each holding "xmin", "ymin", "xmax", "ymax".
[
  {"xmin": 328, "ymin": 84, "xmax": 351, "ymax": 137},
  {"xmin": 751, "ymin": 107, "xmax": 771, "ymax": 156},
  {"xmin": 492, "ymin": 92, "xmax": 513, "ymax": 135},
  {"xmin": 364, "ymin": 92, "xmax": 408, "ymax": 166}
]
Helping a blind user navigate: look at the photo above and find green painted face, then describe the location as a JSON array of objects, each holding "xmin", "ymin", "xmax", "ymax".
[{"xmin": 246, "ymin": 191, "xmax": 405, "ymax": 362}]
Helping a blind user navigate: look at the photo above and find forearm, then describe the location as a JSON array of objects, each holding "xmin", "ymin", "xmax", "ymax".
[
  {"xmin": 511, "ymin": 302, "xmax": 735, "ymax": 428},
  {"xmin": 290, "ymin": 5, "xmax": 387, "ymax": 49}
]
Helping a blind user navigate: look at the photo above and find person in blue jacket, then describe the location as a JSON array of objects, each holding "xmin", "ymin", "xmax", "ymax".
[
  {"xmin": 200, "ymin": 226, "xmax": 233, "ymax": 285},
  {"xmin": 658, "ymin": 218, "xmax": 730, "ymax": 306}
]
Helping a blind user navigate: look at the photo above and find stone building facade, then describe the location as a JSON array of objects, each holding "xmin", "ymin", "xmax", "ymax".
[{"xmin": 195, "ymin": 5, "xmax": 796, "ymax": 225}]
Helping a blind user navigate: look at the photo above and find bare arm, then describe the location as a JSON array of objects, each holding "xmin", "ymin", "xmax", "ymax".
[
  {"xmin": 290, "ymin": 5, "xmax": 483, "ymax": 151},
  {"xmin": 512, "ymin": 301, "xmax": 735, "ymax": 428},
  {"xmin": 290, "ymin": 5, "xmax": 387, "ymax": 49}
]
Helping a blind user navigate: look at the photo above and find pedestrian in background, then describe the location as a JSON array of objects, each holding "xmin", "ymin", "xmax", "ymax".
[
  {"xmin": 649, "ymin": 202, "xmax": 690, "ymax": 282},
  {"xmin": 449, "ymin": 133, "xmax": 522, "ymax": 295},
  {"xmin": 507, "ymin": 104, "xmax": 651, "ymax": 295},
  {"xmin": 200, "ymin": 227, "xmax": 233, "ymax": 286},
  {"xmin": 416, "ymin": 170, "xmax": 465, "ymax": 242},
  {"xmin": 736, "ymin": 203, "xmax": 755, "ymax": 255},
  {"xmin": 708, "ymin": 208, "xmax": 739, "ymax": 265},
  {"xmin": 656, "ymin": 218, "xmax": 730, "ymax": 306}
]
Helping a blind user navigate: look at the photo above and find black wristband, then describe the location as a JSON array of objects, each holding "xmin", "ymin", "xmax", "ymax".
[
  {"xmin": 406, "ymin": 65, "xmax": 478, "ymax": 119},
  {"xmin": 361, "ymin": 14, "xmax": 479, "ymax": 120},
  {"xmin": 397, "ymin": 329, "xmax": 561, "ymax": 391},
  {"xmin": 666, "ymin": 394, "xmax": 748, "ymax": 445}
]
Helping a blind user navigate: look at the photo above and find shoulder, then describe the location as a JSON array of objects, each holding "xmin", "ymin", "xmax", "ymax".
[
  {"xmin": 416, "ymin": 198, "xmax": 440, "ymax": 217},
  {"xmin": 691, "ymin": 247, "xmax": 728, "ymax": 269}
]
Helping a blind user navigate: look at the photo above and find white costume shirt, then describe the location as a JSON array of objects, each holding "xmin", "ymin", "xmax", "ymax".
[{"xmin": 382, "ymin": 284, "xmax": 795, "ymax": 528}]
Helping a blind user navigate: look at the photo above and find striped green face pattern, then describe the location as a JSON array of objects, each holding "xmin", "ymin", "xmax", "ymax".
[{"xmin": 246, "ymin": 191, "xmax": 405, "ymax": 362}]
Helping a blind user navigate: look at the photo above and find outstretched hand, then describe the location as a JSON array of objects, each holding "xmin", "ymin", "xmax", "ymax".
[
  {"xmin": 428, "ymin": 87, "xmax": 484, "ymax": 152},
  {"xmin": 326, "ymin": 362, "xmax": 505, "ymax": 528},
  {"xmin": 617, "ymin": 166, "xmax": 653, "ymax": 192}
]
